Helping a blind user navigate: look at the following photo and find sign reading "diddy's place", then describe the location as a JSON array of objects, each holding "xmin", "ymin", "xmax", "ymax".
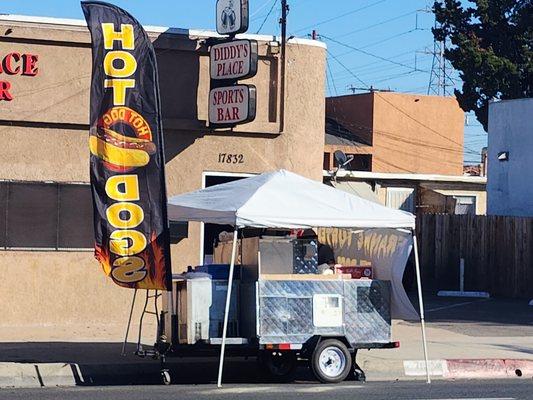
[
  {"xmin": 82, "ymin": 1, "xmax": 171, "ymax": 291},
  {"xmin": 210, "ymin": 39, "xmax": 257, "ymax": 80}
]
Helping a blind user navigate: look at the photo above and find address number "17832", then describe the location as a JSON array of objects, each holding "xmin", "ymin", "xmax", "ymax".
[{"xmin": 218, "ymin": 153, "xmax": 244, "ymax": 164}]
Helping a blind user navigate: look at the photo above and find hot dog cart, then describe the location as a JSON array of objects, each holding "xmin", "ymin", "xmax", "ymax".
[{"xmin": 146, "ymin": 170, "xmax": 430, "ymax": 386}]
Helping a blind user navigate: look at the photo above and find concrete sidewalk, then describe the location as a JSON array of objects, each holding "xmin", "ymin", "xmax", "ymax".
[
  {"xmin": 0, "ymin": 295, "xmax": 532, "ymax": 387},
  {"xmin": 358, "ymin": 295, "xmax": 533, "ymax": 381}
]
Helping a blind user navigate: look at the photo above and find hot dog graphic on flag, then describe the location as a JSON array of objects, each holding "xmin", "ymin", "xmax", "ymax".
[
  {"xmin": 82, "ymin": 1, "xmax": 172, "ymax": 290},
  {"xmin": 89, "ymin": 107, "xmax": 156, "ymax": 173}
]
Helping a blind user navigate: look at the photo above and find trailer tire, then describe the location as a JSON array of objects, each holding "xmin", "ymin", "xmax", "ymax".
[
  {"xmin": 258, "ymin": 351, "xmax": 297, "ymax": 382},
  {"xmin": 161, "ymin": 370, "xmax": 171, "ymax": 385},
  {"xmin": 311, "ymin": 339, "xmax": 352, "ymax": 383}
]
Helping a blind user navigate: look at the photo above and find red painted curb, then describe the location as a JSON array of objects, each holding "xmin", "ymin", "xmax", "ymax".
[{"xmin": 445, "ymin": 359, "xmax": 533, "ymax": 379}]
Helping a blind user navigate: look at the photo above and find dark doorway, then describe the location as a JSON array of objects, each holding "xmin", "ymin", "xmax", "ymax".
[{"xmin": 201, "ymin": 173, "xmax": 250, "ymax": 263}]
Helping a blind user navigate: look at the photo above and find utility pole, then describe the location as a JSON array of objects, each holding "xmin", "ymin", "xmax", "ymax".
[{"xmin": 279, "ymin": 0, "xmax": 288, "ymax": 132}]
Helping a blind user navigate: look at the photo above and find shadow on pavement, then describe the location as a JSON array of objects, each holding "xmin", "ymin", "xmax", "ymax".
[{"xmin": 0, "ymin": 341, "xmax": 316, "ymax": 386}]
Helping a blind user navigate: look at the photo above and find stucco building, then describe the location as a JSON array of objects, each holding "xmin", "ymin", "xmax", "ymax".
[
  {"xmin": 487, "ymin": 98, "xmax": 533, "ymax": 217},
  {"xmin": 323, "ymin": 92, "xmax": 485, "ymax": 215},
  {"xmin": 324, "ymin": 92, "xmax": 465, "ymax": 175},
  {"xmin": 0, "ymin": 15, "xmax": 326, "ymax": 329}
]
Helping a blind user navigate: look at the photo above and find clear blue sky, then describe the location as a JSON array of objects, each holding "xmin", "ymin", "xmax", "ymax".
[{"xmin": 2, "ymin": 0, "xmax": 485, "ymax": 163}]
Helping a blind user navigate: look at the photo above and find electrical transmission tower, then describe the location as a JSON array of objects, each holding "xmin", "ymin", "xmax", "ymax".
[
  {"xmin": 427, "ymin": 34, "xmax": 453, "ymax": 95},
  {"xmin": 418, "ymin": 7, "xmax": 454, "ymax": 96},
  {"xmin": 426, "ymin": 21, "xmax": 454, "ymax": 95}
]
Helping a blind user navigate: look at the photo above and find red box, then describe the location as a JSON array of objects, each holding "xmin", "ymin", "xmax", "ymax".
[{"xmin": 335, "ymin": 265, "xmax": 373, "ymax": 279}]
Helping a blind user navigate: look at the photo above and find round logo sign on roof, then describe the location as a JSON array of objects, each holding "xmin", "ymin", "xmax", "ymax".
[{"xmin": 216, "ymin": 0, "xmax": 249, "ymax": 35}]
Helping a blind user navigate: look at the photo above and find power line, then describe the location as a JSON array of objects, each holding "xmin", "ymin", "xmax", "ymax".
[
  {"xmin": 334, "ymin": 59, "xmax": 413, "ymax": 81},
  {"xmin": 255, "ymin": 0, "xmax": 278, "ymax": 34},
  {"xmin": 334, "ymin": 60, "xmax": 423, "ymax": 83},
  {"xmin": 326, "ymin": 58, "xmax": 339, "ymax": 96},
  {"xmin": 334, "ymin": 28, "xmax": 427, "ymax": 58},
  {"xmin": 334, "ymin": 10, "xmax": 417, "ymax": 39},
  {"xmin": 328, "ymin": 99, "xmax": 471, "ymax": 157},
  {"xmin": 250, "ymin": 0, "xmax": 277, "ymax": 18},
  {"xmin": 359, "ymin": 28, "xmax": 426, "ymax": 50},
  {"xmin": 294, "ymin": 0, "xmax": 389, "ymax": 33},
  {"xmin": 321, "ymin": 34, "xmax": 429, "ymax": 73},
  {"xmin": 371, "ymin": 70, "xmax": 420, "ymax": 84},
  {"xmin": 334, "ymin": 116, "xmax": 476, "ymax": 157},
  {"xmin": 325, "ymin": 64, "xmax": 332, "ymax": 96},
  {"xmin": 373, "ymin": 93, "xmax": 481, "ymax": 154},
  {"xmin": 326, "ymin": 48, "xmax": 368, "ymax": 89},
  {"xmin": 328, "ymin": 47, "xmax": 430, "ymax": 78}
]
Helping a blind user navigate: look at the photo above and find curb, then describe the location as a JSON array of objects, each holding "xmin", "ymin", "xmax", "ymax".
[
  {"xmin": 2, "ymin": 358, "xmax": 533, "ymax": 388},
  {"xmin": 404, "ymin": 359, "xmax": 533, "ymax": 379},
  {"xmin": 0, "ymin": 362, "xmax": 163, "ymax": 388},
  {"xmin": 0, "ymin": 362, "xmax": 80, "ymax": 388}
]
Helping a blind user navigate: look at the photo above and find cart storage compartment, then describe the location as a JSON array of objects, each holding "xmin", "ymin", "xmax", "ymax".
[
  {"xmin": 175, "ymin": 275, "xmax": 240, "ymax": 344},
  {"xmin": 258, "ymin": 278, "xmax": 391, "ymax": 345}
]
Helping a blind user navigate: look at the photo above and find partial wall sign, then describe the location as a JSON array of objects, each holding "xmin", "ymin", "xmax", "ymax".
[
  {"xmin": 0, "ymin": 52, "xmax": 39, "ymax": 101},
  {"xmin": 210, "ymin": 39, "xmax": 258, "ymax": 80},
  {"xmin": 216, "ymin": 0, "xmax": 249, "ymax": 35},
  {"xmin": 209, "ymin": 84, "xmax": 256, "ymax": 127}
]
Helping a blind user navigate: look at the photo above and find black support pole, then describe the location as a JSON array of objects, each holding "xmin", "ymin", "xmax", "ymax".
[{"xmin": 280, "ymin": 0, "xmax": 288, "ymax": 133}]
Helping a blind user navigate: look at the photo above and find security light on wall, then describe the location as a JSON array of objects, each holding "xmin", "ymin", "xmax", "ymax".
[
  {"xmin": 268, "ymin": 41, "xmax": 280, "ymax": 54},
  {"xmin": 497, "ymin": 151, "xmax": 509, "ymax": 161}
]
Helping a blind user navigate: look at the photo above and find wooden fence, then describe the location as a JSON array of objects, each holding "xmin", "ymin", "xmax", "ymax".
[{"xmin": 416, "ymin": 214, "xmax": 533, "ymax": 299}]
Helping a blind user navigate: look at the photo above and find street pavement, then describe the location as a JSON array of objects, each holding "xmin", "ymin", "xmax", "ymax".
[
  {"xmin": 0, "ymin": 293, "xmax": 531, "ymax": 386},
  {"xmin": 0, "ymin": 380, "xmax": 532, "ymax": 400}
]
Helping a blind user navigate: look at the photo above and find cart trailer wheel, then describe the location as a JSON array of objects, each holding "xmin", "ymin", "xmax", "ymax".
[
  {"xmin": 311, "ymin": 339, "xmax": 352, "ymax": 383},
  {"xmin": 258, "ymin": 351, "xmax": 297, "ymax": 382},
  {"xmin": 161, "ymin": 369, "xmax": 171, "ymax": 385}
]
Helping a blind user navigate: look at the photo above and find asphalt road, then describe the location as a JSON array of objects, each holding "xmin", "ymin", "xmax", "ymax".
[{"xmin": 0, "ymin": 380, "xmax": 532, "ymax": 400}]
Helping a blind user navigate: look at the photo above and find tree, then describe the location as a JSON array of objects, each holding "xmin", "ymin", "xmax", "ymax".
[{"xmin": 433, "ymin": 0, "xmax": 532, "ymax": 131}]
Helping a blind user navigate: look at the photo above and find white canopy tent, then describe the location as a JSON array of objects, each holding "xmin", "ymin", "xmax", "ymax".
[{"xmin": 167, "ymin": 169, "xmax": 430, "ymax": 386}]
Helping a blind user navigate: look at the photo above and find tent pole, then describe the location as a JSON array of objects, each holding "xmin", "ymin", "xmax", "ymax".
[
  {"xmin": 412, "ymin": 230, "xmax": 431, "ymax": 384},
  {"xmin": 217, "ymin": 228, "xmax": 239, "ymax": 388}
]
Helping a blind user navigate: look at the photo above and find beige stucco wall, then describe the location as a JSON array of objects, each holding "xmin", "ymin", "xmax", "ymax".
[
  {"xmin": 372, "ymin": 92, "xmax": 464, "ymax": 175},
  {"xmin": 0, "ymin": 19, "xmax": 326, "ymax": 329},
  {"xmin": 326, "ymin": 92, "xmax": 465, "ymax": 175}
]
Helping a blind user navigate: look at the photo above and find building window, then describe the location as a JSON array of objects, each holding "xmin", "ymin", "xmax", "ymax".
[
  {"xmin": 0, "ymin": 181, "xmax": 94, "ymax": 250},
  {"xmin": 0, "ymin": 180, "xmax": 188, "ymax": 251},
  {"xmin": 350, "ymin": 154, "xmax": 372, "ymax": 171},
  {"xmin": 386, "ymin": 187, "xmax": 415, "ymax": 213},
  {"xmin": 323, "ymin": 152, "xmax": 331, "ymax": 170},
  {"xmin": 453, "ymin": 195, "xmax": 476, "ymax": 215},
  {"xmin": 332, "ymin": 153, "xmax": 372, "ymax": 171}
]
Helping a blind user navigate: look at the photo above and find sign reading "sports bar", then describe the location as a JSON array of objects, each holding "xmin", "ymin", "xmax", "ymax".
[
  {"xmin": 210, "ymin": 39, "xmax": 257, "ymax": 80},
  {"xmin": 209, "ymin": 84, "xmax": 256, "ymax": 126}
]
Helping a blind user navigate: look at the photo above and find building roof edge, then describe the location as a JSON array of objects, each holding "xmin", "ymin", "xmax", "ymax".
[
  {"xmin": 323, "ymin": 170, "xmax": 487, "ymax": 184},
  {"xmin": 0, "ymin": 14, "xmax": 327, "ymax": 49}
]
